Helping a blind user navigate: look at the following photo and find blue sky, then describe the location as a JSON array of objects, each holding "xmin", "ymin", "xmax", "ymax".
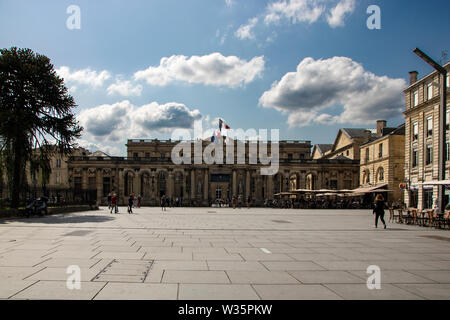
[{"xmin": 1, "ymin": 0, "xmax": 449, "ymax": 155}]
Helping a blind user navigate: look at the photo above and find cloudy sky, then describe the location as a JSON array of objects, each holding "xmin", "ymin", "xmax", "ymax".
[{"xmin": 1, "ymin": 0, "xmax": 449, "ymax": 155}]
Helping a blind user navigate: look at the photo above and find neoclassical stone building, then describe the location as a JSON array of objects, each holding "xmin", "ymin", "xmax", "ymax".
[{"xmin": 67, "ymin": 139, "xmax": 360, "ymax": 206}]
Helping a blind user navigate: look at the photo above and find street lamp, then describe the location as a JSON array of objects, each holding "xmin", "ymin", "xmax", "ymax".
[{"xmin": 413, "ymin": 48, "xmax": 448, "ymax": 213}]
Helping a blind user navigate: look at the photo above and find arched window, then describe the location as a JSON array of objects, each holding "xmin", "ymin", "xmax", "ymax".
[{"xmin": 376, "ymin": 167, "xmax": 384, "ymax": 182}]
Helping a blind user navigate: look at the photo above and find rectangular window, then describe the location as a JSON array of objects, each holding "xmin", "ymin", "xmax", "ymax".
[
  {"xmin": 412, "ymin": 122, "xmax": 419, "ymax": 141},
  {"xmin": 55, "ymin": 173, "xmax": 61, "ymax": 184},
  {"xmin": 427, "ymin": 83, "xmax": 433, "ymax": 100},
  {"xmin": 365, "ymin": 149, "xmax": 370, "ymax": 163},
  {"xmin": 426, "ymin": 145, "xmax": 433, "ymax": 165},
  {"xmin": 56, "ymin": 158, "xmax": 61, "ymax": 168},
  {"xmin": 133, "ymin": 153, "xmax": 138, "ymax": 159},
  {"xmin": 426, "ymin": 116, "xmax": 433, "ymax": 137},
  {"xmin": 413, "ymin": 90, "xmax": 419, "ymax": 106},
  {"xmin": 412, "ymin": 149, "xmax": 418, "ymax": 168},
  {"xmin": 378, "ymin": 143, "xmax": 383, "ymax": 158}
]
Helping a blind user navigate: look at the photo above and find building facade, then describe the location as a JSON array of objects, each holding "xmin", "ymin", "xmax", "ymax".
[
  {"xmin": 404, "ymin": 63, "xmax": 450, "ymax": 209},
  {"xmin": 67, "ymin": 139, "xmax": 360, "ymax": 206},
  {"xmin": 359, "ymin": 121, "xmax": 405, "ymax": 204}
]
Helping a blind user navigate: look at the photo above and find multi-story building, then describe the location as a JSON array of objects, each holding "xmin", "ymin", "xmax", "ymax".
[
  {"xmin": 359, "ymin": 121, "xmax": 405, "ymax": 204},
  {"xmin": 404, "ymin": 63, "xmax": 450, "ymax": 209},
  {"xmin": 318, "ymin": 128, "xmax": 377, "ymax": 161},
  {"xmin": 67, "ymin": 138, "xmax": 360, "ymax": 206}
]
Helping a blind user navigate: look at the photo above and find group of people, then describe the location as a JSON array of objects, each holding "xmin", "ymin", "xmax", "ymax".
[{"xmin": 107, "ymin": 193, "xmax": 142, "ymax": 214}]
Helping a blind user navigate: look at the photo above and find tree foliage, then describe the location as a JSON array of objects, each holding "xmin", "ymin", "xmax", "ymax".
[{"xmin": 0, "ymin": 47, "xmax": 83, "ymax": 207}]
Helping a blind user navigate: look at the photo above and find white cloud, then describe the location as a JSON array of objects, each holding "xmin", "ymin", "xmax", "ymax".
[
  {"xmin": 134, "ymin": 53, "xmax": 265, "ymax": 88},
  {"xmin": 76, "ymin": 139, "xmax": 122, "ymax": 156},
  {"xmin": 259, "ymin": 56, "xmax": 407, "ymax": 127},
  {"xmin": 107, "ymin": 79, "xmax": 143, "ymax": 96},
  {"xmin": 264, "ymin": 0, "xmax": 325, "ymax": 25},
  {"xmin": 56, "ymin": 66, "xmax": 111, "ymax": 88},
  {"xmin": 225, "ymin": 0, "xmax": 233, "ymax": 7},
  {"xmin": 327, "ymin": 0, "xmax": 355, "ymax": 28},
  {"xmin": 78, "ymin": 100, "xmax": 203, "ymax": 143},
  {"xmin": 235, "ymin": 17, "xmax": 258, "ymax": 40}
]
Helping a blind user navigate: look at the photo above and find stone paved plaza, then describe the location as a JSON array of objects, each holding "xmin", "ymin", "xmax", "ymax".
[{"xmin": 0, "ymin": 207, "xmax": 449, "ymax": 300}]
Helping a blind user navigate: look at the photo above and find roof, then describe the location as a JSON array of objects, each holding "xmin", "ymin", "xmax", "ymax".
[
  {"xmin": 361, "ymin": 123, "xmax": 405, "ymax": 147},
  {"xmin": 341, "ymin": 128, "xmax": 372, "ymax": 139},
  {"xmin": 316, "ymin": 144, "xmax": 333, "ymax": 154},
  {"xmin": 404, "ymin": 61, "xmax": 450, "ymax": 92},
  {"xmin": 334, "ymin": 155, "xmax": 351, "ymax": 160}
]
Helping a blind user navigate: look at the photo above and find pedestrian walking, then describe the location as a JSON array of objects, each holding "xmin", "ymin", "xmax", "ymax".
[
  {"xmin": 128, "ymin": 194, "xmax": 133, "ymax": 214},
  {"xmin": 137, "ymin": 194, "xmax": 141, "ymax": 208},
  {"xmin": 110, "ymin": 193, "xmax": 118, "ymax": 214},
  {"xmin": 161, "ymin": 195, "xmax": 166, "ymax": 211},
  {"xmin": 107, "ymin": 193, "xmax": 112, "ymax": 209},
  {"xmin": 373, "ymin": 194, "xmax": 387, "ymax": 229}
]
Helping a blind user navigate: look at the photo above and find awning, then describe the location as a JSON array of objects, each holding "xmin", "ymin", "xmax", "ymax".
[
  {"xmin": 350, "ymin": 184, "xmax": 391, "ymax": 194},
  {"xmin": 274, "ymin": 192, "xmax": 297, "ymax": 196},
  {"xmin": 419, "ymin": 180, "xmax": 450, "ymax": 186}
]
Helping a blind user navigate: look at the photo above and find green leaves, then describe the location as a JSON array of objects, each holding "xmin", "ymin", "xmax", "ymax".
[{"xmin": 0, "ymin": 47, "xmax": 83, "ymax": 207}]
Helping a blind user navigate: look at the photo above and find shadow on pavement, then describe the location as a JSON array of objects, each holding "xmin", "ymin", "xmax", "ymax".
[{"xmin": 0, "ymin": 214, "xmax": 116, "ymax": 224}]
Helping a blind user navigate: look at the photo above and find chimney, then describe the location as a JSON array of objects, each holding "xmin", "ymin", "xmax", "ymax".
[
  {"xmin": 377, "ymin": 120, "xmax": 387, "ymax": 137},
  {"xmin": 409, "ymin": 71, "xmax": 418, "ymax": 85}
]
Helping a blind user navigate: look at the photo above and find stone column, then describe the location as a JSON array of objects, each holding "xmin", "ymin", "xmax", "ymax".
[
  {"xmin": 190, "ymin": 169, "xmax": 195, "ymax": 199},
  {"xmin": 81, "ymin": 168, "xmax": 88, "ymax": 190},
  {"xmin": 232, "ymin": 170, "xmax": 237, "ymax": 196},
  {"xmin": 133, "ymin": 171, "xmax": 139, "ymax": 196},
  {"xmin": 183, "ymin": 170, "xmax": 189, "ymax": 200},
  {"xmin": 168, "ymin": 171, "xmax": 174, "ymax": 198},
  {"xmin": 256, "ymin": 176, "xmax": 263, "ymax": 203},
  {"xmin": 203, "ymin": 169, "xmax": 209, "ymax": 201},
  {"xmin": 268, "ymin": 175, "xmax": 274, "ymax": 199},
  {"xmin": 118, "ymin": 169, "xmax": 123, "ymax": 204},
  {"xmin": 96, "ymin": 169, "xmax": 103, "ymax": 204},
  {"xmin": 245, "ymin": 170, "xmax": 250, "ymax": 198}
]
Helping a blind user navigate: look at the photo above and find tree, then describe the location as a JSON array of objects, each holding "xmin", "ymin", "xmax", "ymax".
[{"xmin": 0, "ymin": 47, "xmax": 82, "ymax": 208}]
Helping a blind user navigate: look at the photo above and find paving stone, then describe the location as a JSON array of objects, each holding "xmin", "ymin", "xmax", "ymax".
[
  {"xmin": 179, "ymin": 284, "xmax": 260, "ymax": 300},
  {"xmin": 289, "ymin": 271, "xmax": 365, "ymax": 284},
  {"xmin": 151, "ymin": 260, "xmax": 208, "ymax": 271},
  {"xmin": 253, "ymin": 284, "xmax": 343, "ymax": 300},
  {"xmin": 11, "ymin": 281, "xmax": 106, "ymax": 300},
  {"xmin": 395, "ymin": 284, "xmax": 450, "ymax": 300},
  {"xmin": 0, "ymin": 280, "xmax": 38, "ymax": 299},
  {"xmin": 261, "ymin": 261, "xmax": 326, "ymax": 271},
  {"xmin": 406, "ymin": 270, "xmax": 450, "ymax": 283},
  {"xmin": 324, "ymin": 284, "xmax": 424, "ymax": 300},
  {"xmin": 94, "ymin": 283, "xmax": 178, "ymax": 300},
  {"xmin": 207, "ymin": 261, "xmax": 267, "ymax": 271},
  {"xmin": 226, "ymin": 271, "xmax": 299, "ymax": 284},
  {"xmin": 162, "ymin": 270, "xmax": 230, "ymax": 284}
]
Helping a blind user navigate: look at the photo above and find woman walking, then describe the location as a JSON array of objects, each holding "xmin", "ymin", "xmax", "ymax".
[
  {"xmin": 127, "ymin": 194, "xmax": 133, "ymax": 214},
  {"xmin": 373, "ymin": 194, "xmax": 387, "ymax": 229}
]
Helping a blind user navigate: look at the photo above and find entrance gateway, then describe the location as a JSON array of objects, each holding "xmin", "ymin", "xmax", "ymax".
[{"xmin": 210, "ymin": 174, "xmax": 230, "ymax": 201}]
